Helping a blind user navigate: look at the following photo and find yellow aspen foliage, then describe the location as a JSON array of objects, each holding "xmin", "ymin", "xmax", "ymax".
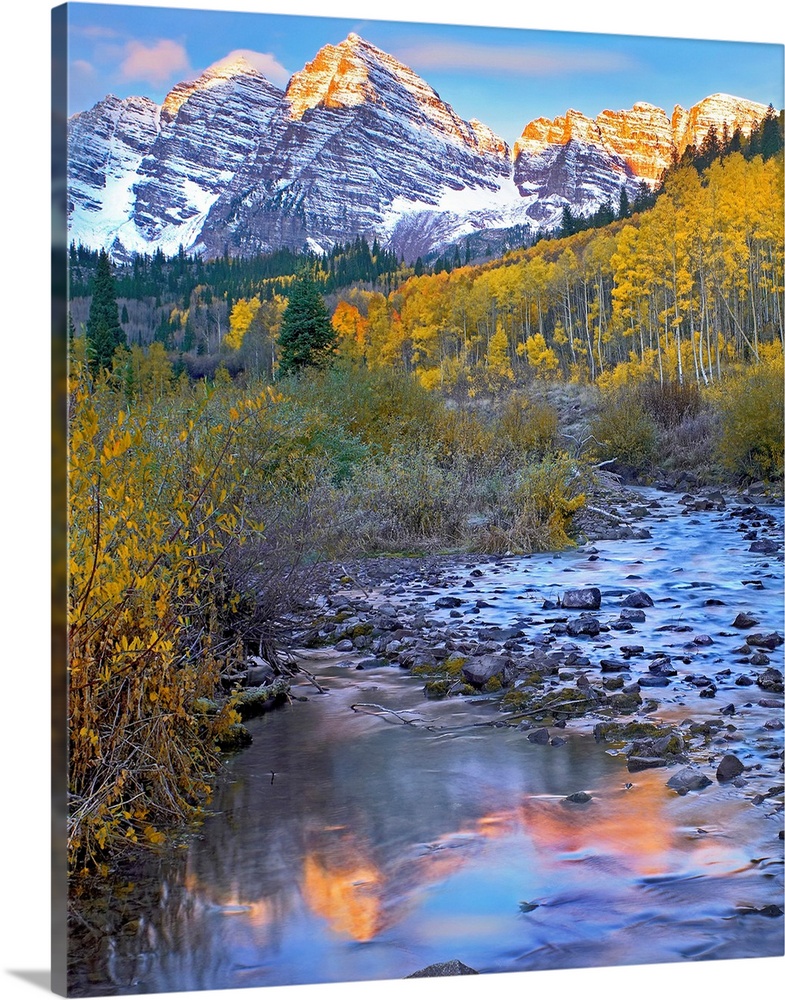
[
  {"xmin": 332, "ymin": 300, "xmax": 368, "ymax": 352},
  {"xmin": 331, "ymin": 300, "xmax": 370, "ymax": 365},
  {"xmin": 520, "ymin": 332, "xmax": 560, "ymax": 378},
  {"xmin": 225, "ymin": 296, "xmax": 261, "ymax": 350},
  {"xmin": 487, "ymin": 321, "xmax": 514, "ymax": 389}
]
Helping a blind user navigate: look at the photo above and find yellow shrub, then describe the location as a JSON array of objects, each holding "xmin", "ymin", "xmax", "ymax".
[
  {"xmin": 67, "ymin": 363, "xmax": 279, "ymax": 871},
  {"xmin": 711, "ymin": 355, "xmax": 784, "ymax": 482}
]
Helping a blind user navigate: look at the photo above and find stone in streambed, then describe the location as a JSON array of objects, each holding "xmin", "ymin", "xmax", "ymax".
[
  {"xmin": 627, "ymin": 756, "xmax": 669, "ymax": 772},
  {"xmin": 757, "ymin": 668, "xmax": 784, "ymax": 693},
  {"xmin": 216, "ymin": 723, "xmax": 253, "ymax": 751},
  {"xmin": 527, "ymin": 728, "xmax": 551, "ymax": 745},
  {"xmin": 562, "ymin": 587, "xmax": 601, "ymax": 611},
  {"xmin": 435, "ymin": 595, "xmax": 463, "ymax": 609},
  {"xmin": 566, "ymin": 615, "xmax": 602, "ymax": 637},
  {"xmin": 732, "ymin": 612, "xmax": 760, "ymax": 629},
  {"xmin": 749, "ymin": 538, "xmax": 780, "ymax": 554},
  {"xmin": 461, "ymin": 654, "xmax": 511, "ymax": 688},
  {"xmin": 667, "ymin": 767, "xmax": 713, "ymax": 795},
  {"xmin": 639, "ymin": 675, "xmax": 671, "ymax": 687},
  {"xmin": 621, "ymin": 608, "xmax": 647, "ymax": 622},
  {"xmin": 406, "ymin": 960, "xmax": 479, "ymax": 978},
  {"xmin": 736, "ymin": 904, "xmax": 785, "ymax": 917},
  {"xmin": 747, "ymin": 632, "xmax": 784, "ymax": 650},
  {"xmin": 649, "ymin": 656, "xmax": 677, "ymax": 676},
  {"xmin": 600, "ymin": 658, "xmax": 628, "ymax": 673},
  {"xmin": 716, "ymin": 753, "xmax": 745, "ymax": 782},
  {"xmin": 565, "ymin": 791, "xmax": 592, "ymax": 803},
  {"xmin": 620, "ymin": 590, "xmax": 655, "ymax": 608}
]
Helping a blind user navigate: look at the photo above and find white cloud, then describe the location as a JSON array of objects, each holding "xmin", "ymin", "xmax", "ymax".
[
  {"xmin": 120, "ymin": 39, "xmax": 191, "ymax": 87},
  {"xmin": 71, "ymin": 59, "xmax": 96, "ymax": 79}
]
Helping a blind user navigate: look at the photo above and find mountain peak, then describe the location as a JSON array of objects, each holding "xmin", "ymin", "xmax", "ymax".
[
  {"xmin": 284, "ymin": 34, "xmax": 393, "ymax": 119},
  {"xmin": 162, "ymin": 53, "xmax": 275, "ymax": 120},
  {"xmin": 671, "ymin": 92, "xmax": 770, "ymax": 153},
  {"xmin": 284, "ymin": 33, "xmax": 486, "ymax": 152},
  {"xmin": 207, "ymin": 53, "xmax": 266, "ymax": 79}
]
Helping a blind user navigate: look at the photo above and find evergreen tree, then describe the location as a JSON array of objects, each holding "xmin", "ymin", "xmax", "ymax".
[
  {"xmin": 760, "ymin": 105, "xmax": 783, "ymax": 160},
  {"xmin": 560, "ymin": 205, "xmax": 577, "ymax": 237},
  {"xmin": 618, "ymin": 185, "xmax": 631, "ymax": 220},
  {"xmin": 277, "ymin": 274, "xmax": 336, "ymax": 377},
  {"xmin": 727, "ymin": 126, "xmax": 744, "ymax": 155},
  {"xmin": 85, "ymin": 249, "xmax": 125, "ymax": 373},
  {"xmin": 695, "ymin": 123, "xmax": 721, "ymax": 172}
]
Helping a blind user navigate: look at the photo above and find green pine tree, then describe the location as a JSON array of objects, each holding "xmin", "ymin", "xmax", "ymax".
[
  {"xmin": 277, "ymin": 274, "xmax": 337, "ymax": 377},
  {"xmin": 86, "ymin": 249, "xmax": 125, "ymax": 373},
  {"xmin": 760, "ymin": 105, "xmax": 783, "ymax": 160},
  {"xmin": 618, "ymin": 185, "xmax": 631, "ymax": 220}
]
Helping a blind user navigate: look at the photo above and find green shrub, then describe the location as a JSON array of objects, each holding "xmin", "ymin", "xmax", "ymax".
[
  {"xmin": 474, "ymin": 453, "xmax": 588, "ymax": 553},
  {"xmin": 343, "ymin": 447, "xmax": 472, "ymax": 549},
  {"xmin": 291, "ymin": 360, "xmax": 442, "ymax": 457}
]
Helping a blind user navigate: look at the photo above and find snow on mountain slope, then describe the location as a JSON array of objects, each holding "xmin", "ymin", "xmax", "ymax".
[
  {"xmin": 67, "ymin": 95, "xmax": 160, "ymax": 256},
  {"xmin": 196, "ymin": 33, "xmax": 513, "ymax": 259},
  {"xmin": 66, "ymin": 35, "xmax": 773, "ymax": 262}
]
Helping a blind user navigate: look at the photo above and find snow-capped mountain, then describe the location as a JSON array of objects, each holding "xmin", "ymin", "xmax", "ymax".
[
  {"xmin": 191, "ymin": 33, "xmax": 513, "ymax": 259},
  {"xmin": 66, "ymin": 33, "xmax": 772, "ymax": 262}
]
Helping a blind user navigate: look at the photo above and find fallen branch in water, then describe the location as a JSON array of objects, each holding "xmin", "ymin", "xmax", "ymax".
[
  {"xmin": 351, "ymin": 702, "xmax": 422, "ymax": 724},
  {"xmin": 583, "ymin": 504, "xmax": 628, "ymax": 524},
  {"xmin": 275, "ymin": 647, "xmax": 329, "ymax": 694},
  {"xmin": 504, "ymin": 695, "xmax": 599, "ymax": 722},
  {"xmin": 290, "ymin": 662, "xmax": 329, "ymax": 694}
]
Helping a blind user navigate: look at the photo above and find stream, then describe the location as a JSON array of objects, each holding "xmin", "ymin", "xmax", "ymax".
[{"xmin": 68, "ymin": 489, "xmax": 784, "ymax": 995}]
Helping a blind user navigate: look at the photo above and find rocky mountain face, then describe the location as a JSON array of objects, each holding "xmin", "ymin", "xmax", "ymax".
[
  {"xmin": 196, "ymin": 34, "xmax": 513, "ymax": 259},
  {"xmin": 67, "ymin": 33, "xmax": 771, "ymax": 262}
]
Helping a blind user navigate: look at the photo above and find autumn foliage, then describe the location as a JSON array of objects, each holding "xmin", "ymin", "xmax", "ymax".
[
  {"xmin": 324, "ymin": 155, "xmax": 782, "ymax": 392},
  {"xmin": 66, "ymin": 149, "xmax": 783, "ymax": 872}
]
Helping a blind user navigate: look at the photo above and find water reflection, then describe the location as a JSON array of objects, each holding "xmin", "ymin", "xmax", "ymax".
[{"xmin": 69, "ymin": 492, "xmax": 784, "ymax": 994}]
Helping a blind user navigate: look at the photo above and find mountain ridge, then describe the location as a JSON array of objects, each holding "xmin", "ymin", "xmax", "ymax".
[{"xmin": 67, "ymin": 33, "xmax": 773, "ymax": 261}]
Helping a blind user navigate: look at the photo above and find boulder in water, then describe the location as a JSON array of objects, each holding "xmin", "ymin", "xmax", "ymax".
[
  {"xmin": 716, "ymin": 754, "xmax": 745, "ymax": 783},
  {"xmin": 620, "ymin": 590, "xmax": 655, "ymax": 608},
  {"xmin": 667, "ymin": 767, "xmax": 712, "ymax": 795},
  {"xmin": 562, "ymin": 587, "xmax": 602, "ymax": 610},
  {"xmin": 406, "ymin": 960, "xmax": 479, "ymax": 978}
]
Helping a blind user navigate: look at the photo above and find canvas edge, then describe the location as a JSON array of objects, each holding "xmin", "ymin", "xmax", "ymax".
[{"xmin": 52, "ymin": 3, "xmax": 69, "ymax": 996}]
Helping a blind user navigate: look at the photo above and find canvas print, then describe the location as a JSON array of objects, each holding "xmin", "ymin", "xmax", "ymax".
[{"xmin": 54, "ymin": 0, "xmax": 784, "ymax": 996}]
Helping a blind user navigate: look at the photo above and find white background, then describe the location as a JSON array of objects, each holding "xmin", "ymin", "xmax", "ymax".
[{"xmin": 1, "ymin": 2, "xmax": 783, "ymax": 1000}]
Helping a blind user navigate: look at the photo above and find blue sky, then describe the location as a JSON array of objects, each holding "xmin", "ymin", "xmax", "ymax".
[{"xmin": 65, "ymin": 0, "xmax": 784, "ymax": 146}]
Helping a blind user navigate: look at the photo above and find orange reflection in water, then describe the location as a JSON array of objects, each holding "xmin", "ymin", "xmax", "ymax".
[
  {"xmin": 517, "ymin": 775, "xmax": 675, "ymax": 876},
  {"xmin": 183, "ymin": 770, "xmax": 746, "ymax": 946},
  {"xmin": 301, "ymin": 844, "xmax": 384, "ymax": 942}
]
